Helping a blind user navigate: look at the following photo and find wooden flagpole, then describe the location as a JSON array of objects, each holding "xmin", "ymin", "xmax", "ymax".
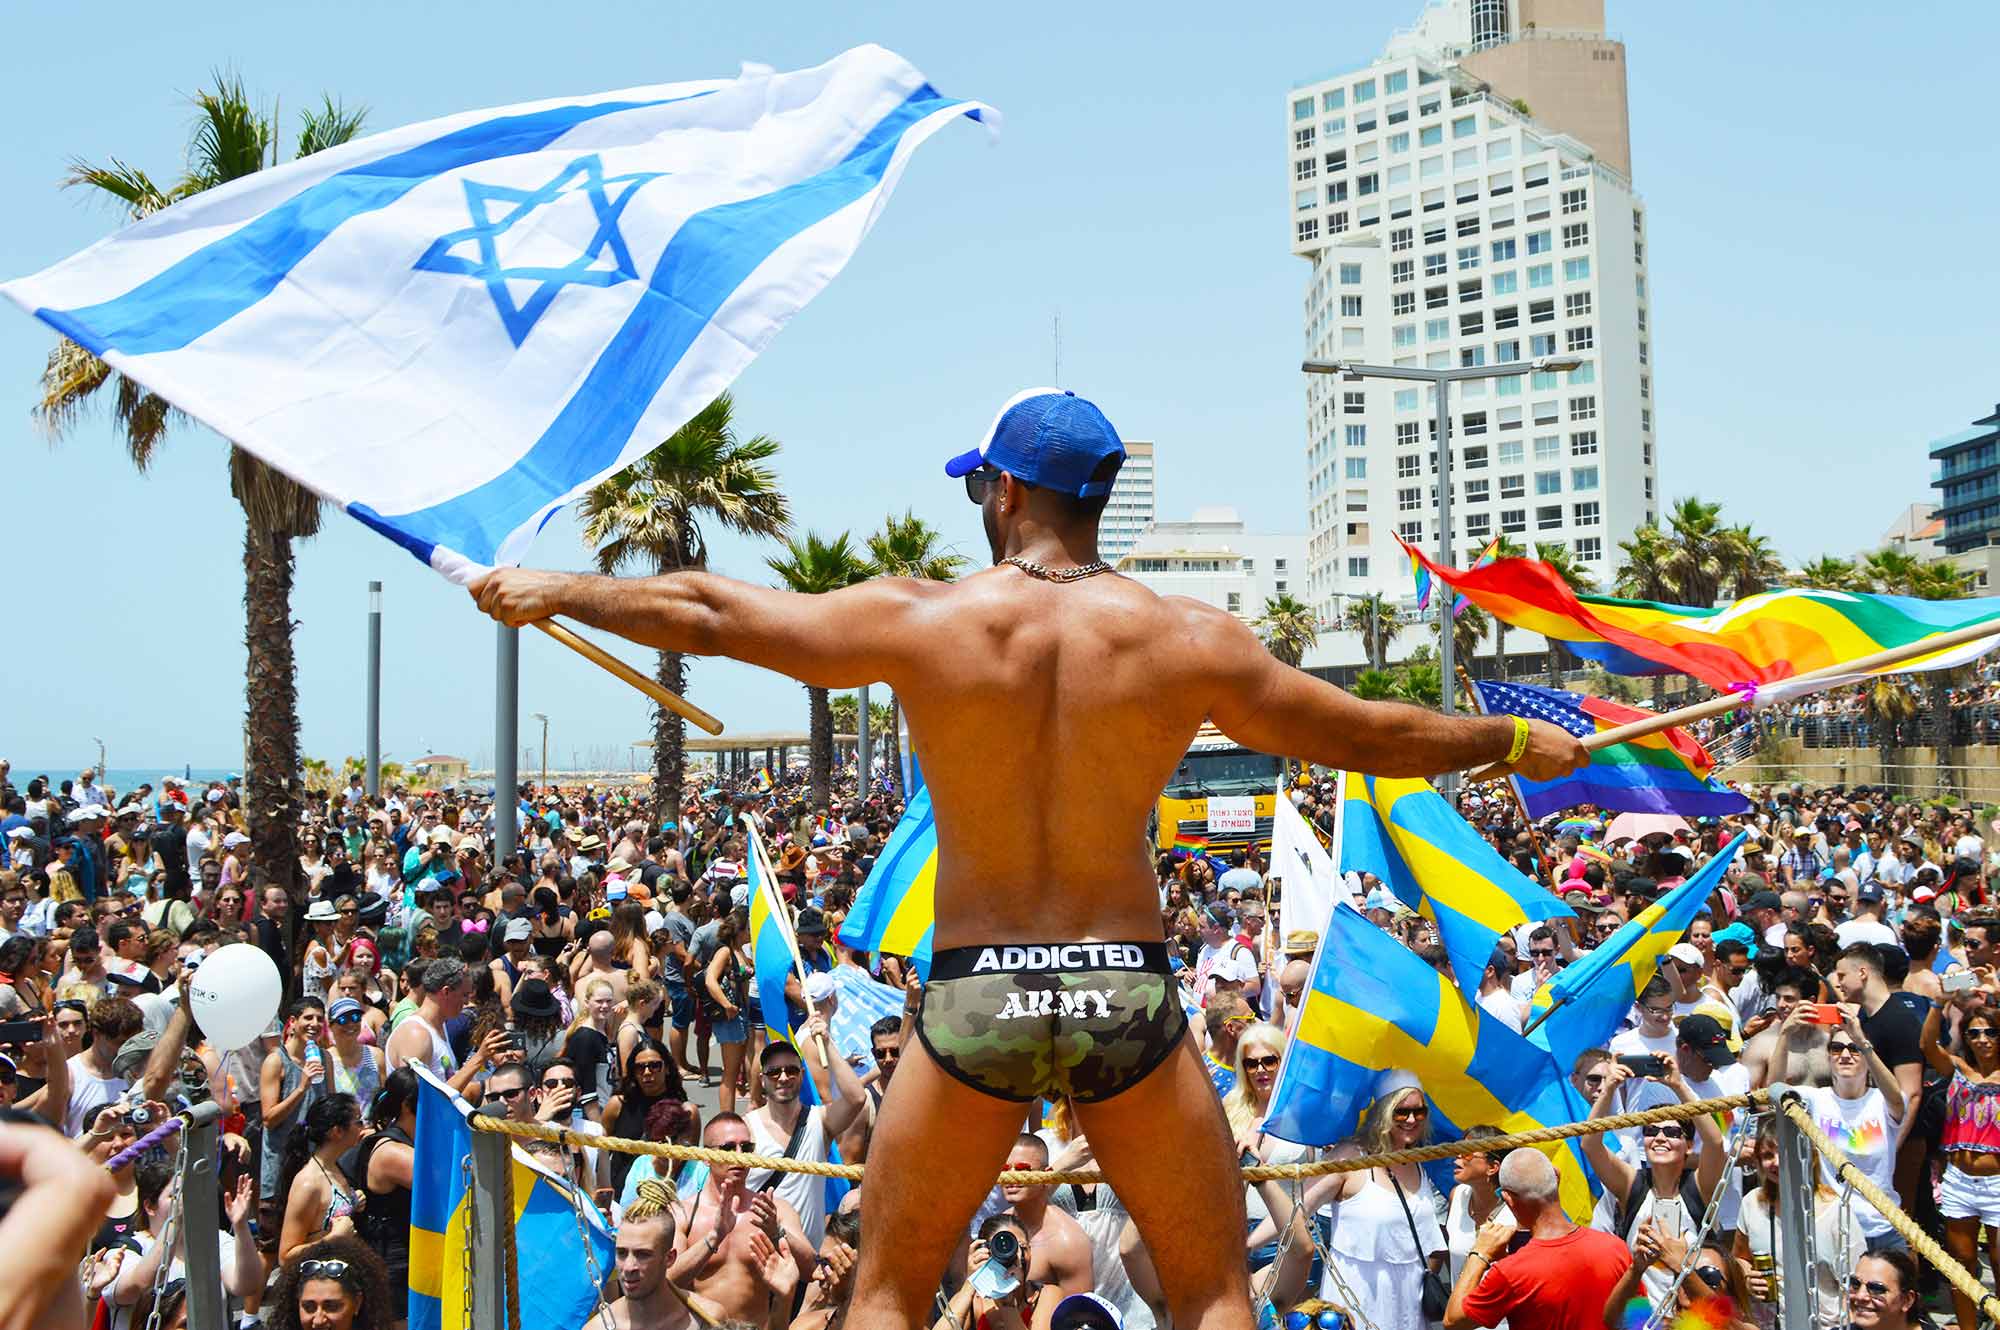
[
  {"xmin": 531, "ymin": 620, "xmax": 725, "ymax": 735},
  {"xmin": 1470, "ymin": 619, "xmax": 2000, "ymax": 781},
  {"xmin": 739, "ymin": 812, "xmax": 830, "ymax": 1068}
]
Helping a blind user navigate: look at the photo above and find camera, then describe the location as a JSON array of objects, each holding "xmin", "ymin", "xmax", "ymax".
[
  {"xmin": 1616, "ymin": 1054, "xmax": 1667, "ymax": 1078},
  {"xmin": 986, "ymin": 1228, "xmax": 1021, "ymax": 1269},
  {"xmin": 128, "ymin": 1104, "xmax": 153, "ymax": 1128}
]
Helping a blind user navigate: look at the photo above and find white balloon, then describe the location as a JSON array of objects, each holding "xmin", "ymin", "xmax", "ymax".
[{"xmin": 188, "ymin": 944, "xmax": 283, "ymax": 1051}]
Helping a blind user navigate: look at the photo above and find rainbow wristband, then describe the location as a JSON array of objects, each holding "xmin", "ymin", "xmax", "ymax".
[{"xmin": 1504, "ymin": 716, "xmax": 1531, "ymax": 766}]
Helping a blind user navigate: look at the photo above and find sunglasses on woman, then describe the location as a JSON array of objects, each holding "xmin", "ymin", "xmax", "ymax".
[
  {"xmin": 1846, "ymin": 1275, "xmax": 1893, "ymax": 1297},
  {"xmin": 1640, "ymin": 1124, "xmax": 1686, "ymax": 1140},
  {"xmin": 1286, "ymin": 1312, "xmax": 1347, "ymax": 1330},
  {"xmin": 1692, "ymin": 1263, "xmax": 1727, "ymax": 1291},
  {"xmin": 1242, "ymin": 1054, "xmax": 1282, "ymax": 1072},
  {"xmin": 299, "ymin": 1259, "xmax": 351, "ymax": 1280}
]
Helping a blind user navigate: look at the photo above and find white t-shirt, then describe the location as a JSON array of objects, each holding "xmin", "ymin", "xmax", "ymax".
[
  {"xmin": 1445, "ymin": 1185, "xmax": 1518, "ymax": 1289},
  {"xmin": 1956, "ymin": 834, "xmax": 1984, "ymax": 865},
  {"xmin": 108, "ymin": 1230, "xmax": 240, "ymax": 1330},
  {"xmin": 1195, "ymin": 939, "xmax": 1258, "ymax": 1002},
  {"xmin": 1477, "ymin": 987, "xmax": 1524, "ymax": 1034},
  {"xmin": 1834, "ymin": 918, "xmax": 1898, "ymax": 950},
  {"xmin": 66, "ymin": 1054, "xmax": 130, "ymax": 1137},
  {"xmin": 1801, "ymin": 1084, "xmax": 1899, "ymax": 1237},
  {"xmin": 1684, "ymin": 1063, "xmax": 1751, "ymax": 1231},
  {"xmin": 745, "ymin": 1104, "xmax": 829, "ymax": 1246},
  {"xmin": 1607, "ymin": 1028, "xmax": 1678, "ymax": 1145}
]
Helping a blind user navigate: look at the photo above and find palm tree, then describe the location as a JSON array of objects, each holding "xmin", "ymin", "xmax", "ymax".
[
  {"xmin": 1659, "ymin": 497, "xmax": 1727, "ymax": 607},
  {"xmin": 1433, "ymin": 603, "xmax": 1490, "ymax": 678},
  {"xmin": 767, "ymin": 532, "xmax": 874, "ymax": 806},
  {"xmin": 578, "ymin": 393, "xmax": 791, "ymax": 822},
  {"xmin": 1483, "ymin": 535, "xmax": 1527, "ymax": 680},
  {"xmin": 864, "ymin": 511, "xmax": 967, "ymax": 794},
  {"xmin": 1860, "ymin": 676, "xmax": 1918, "ymax": 769},
  {"xmin": 1536, "ymin": 541, "xmax": 1599, "ymax": 691},
  {"xmin": 1615, "ymin": 524, "xmax": 1675, "ymax": 708},
  {"xmin": 1350, "ymin": 669, "xmax": 1400, "ymax": 701},
  {"xmin": 1396, "ymin": 658, "xmax": 1443, "ymax": 708},
  {"xmin": 1256, "ymin": 593, "xmax": 1320, "ymax": 668},
  {"xmin": 1792, "ymin": 556, "xmax": 1867, "ymax": 592},
  {"xmin": 1719, "ymin": 524, "xmax": 1786, "ymax": 600},
  {"xmin": 1861, "ymin": 548, "xmax": 1924, "ymax": 596},
  {"xmin": 36, "ymin": 80, "xmax": 366, "ymax": 891},
  {"xmin": 1343, "ymin": 594, "xmax": 1400, "ymax": 671},
  {"xmin": 1911, "ymin": 560, "xmax": 1980, "ymax": 792}
]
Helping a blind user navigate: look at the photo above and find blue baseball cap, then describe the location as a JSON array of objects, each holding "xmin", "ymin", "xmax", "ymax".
[{"xmin": 943, "ymin": 388, "xmax": 1125, "ymax": 498}]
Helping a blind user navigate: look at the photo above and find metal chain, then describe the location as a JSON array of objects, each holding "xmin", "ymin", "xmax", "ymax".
[
  {"xmin": 142, "ymin": 1125, "xmax": 191, "ymax": 1330},
  {"xmin": 458, "ymin": 1157, "xmax": 475, "ymax": 1330},
  {"xmin": 999, "ymin": 556, "xmax": 1115, "ymax": 583},
  {"xmin": 561, "ymin": 1142, "xmax": 617, "ymax": 1330}
]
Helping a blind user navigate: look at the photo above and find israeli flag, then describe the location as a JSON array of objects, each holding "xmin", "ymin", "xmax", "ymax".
[{"xmin": 3, "ymin": 46, "xmax": 994, "ymax": 580}]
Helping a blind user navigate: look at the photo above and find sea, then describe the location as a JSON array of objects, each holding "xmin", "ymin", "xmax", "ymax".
[{"xmin": 11, "ymin": 766, "xmax": 243, "ymax": 794}]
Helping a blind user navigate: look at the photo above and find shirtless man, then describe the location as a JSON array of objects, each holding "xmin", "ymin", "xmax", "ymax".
[
  {"xmin": 605, "ymin": 1180, "xmax": 727, "ymax": 1330},
  {"xmin": 998, "ymin": 1134, "xmax": 1094, "ymax": 1299},
  {"xmin": 570, "ymin": 930, "xmax": 631, "ymax": 1002},
  {"xmin": 1739, "ymin": 965, "xmax": 1829, "ymax": 1089},
  {"xmin": 670, "ymin": 1113, "xmax": 814, "ymax": 1323},
  {"xmin": 473, "ymin": 385, "xmax": 1588, "ymax": 1330}
]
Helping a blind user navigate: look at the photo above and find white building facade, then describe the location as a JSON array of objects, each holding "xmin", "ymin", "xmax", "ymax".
[
  {"xmin": 1116, "ymin": 507, "xmax": 1306, "ymax": 621},
  {"xmin": 1097, "ymin": 440, "xmax": 1156, "ymax": 565},
  {"xmin": 1289, "ymin": 1, "xmax": 1656, "ymax": 637}
]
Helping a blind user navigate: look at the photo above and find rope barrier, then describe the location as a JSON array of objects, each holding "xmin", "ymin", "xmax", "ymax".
[
  {"xmin": 105, "ymin": 1113, "xmax": 184, "ymax": 1172},
  {"xmin": 469, "ymin": 1090, "xmax": 1767, "ymax": 1185},
  {"xmin": 1776, "ymin": 1092, "xmax": 2000, "ymax": 1327}
]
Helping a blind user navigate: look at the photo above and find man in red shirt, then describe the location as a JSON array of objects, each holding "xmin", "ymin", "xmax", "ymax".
[{"xmin": 1444, "ymin": 1148, "xmax": 1631, "ymax": 1330}]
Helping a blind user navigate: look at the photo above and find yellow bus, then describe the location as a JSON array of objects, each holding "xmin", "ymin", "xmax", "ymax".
[{"xmin": 1153, "ymin": 723, "xmax": 1288, "ymax": 856}]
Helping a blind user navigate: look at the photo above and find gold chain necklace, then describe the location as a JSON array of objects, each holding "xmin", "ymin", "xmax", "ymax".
[{"xmin": 1001, "ymin": 555, "xmax": 1114, "ymax": 583}]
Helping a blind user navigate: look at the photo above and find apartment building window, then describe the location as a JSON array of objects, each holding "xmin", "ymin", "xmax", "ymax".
[
  {"xmin": 1390, "ymin": 226, "xmax": 1414, "ymax": 252},
  {"xmin": 1426, "ymin": 285, "xmax": 1449, "ymax": 310},
  {"xmin": 1529, "ymin": 299, "xmax": 1555, "ymax": 324},
  {"xmin": 1530, "ymin": 332, "xmax": 1557, "ymax": 356},
  {"xmin": 1523, "ymin": 163, "xmax": 1550, "ymax": 189},
  {"xmin": 1535, "ymin": 471, "xmax": 1561, "ymax": 496},
  {"xmin": 1640, "ymin": 409, "xmax": 1652, "ymax": 433},
  {"xmin": 1459, "ymin": 311, "xmax": 1484, "ymax": 336},
  {"xmin": 1397, "ymin": 520, "xmax": 1423, "ymax": 541},
  {"xmin": 1421, "ymin": 318, "xmax": 1447, "ymax": 343},
  {"xmin": 1497, "ymin": 404, "xmax": 1523, "ymax": 430},
  {"xmin": 1396, "ymin": 395, "xmax": 1420, "ymax": 420},
  {"xmin": 1634, "ymin": 242, "xmax": 1645, "ymax": 264},
  {"xmin": 1488, "ymin": 171, "xmax": 1514, "ymax": 198},
  {"xmin": 1456, "ymin": 213, "xmax": 1481, "ymax": 237},
  {"xmin": 1458, "ymin": 278, "xmax": 1483, "ymax": 303},
  {"xmin": 1397, "ymin": 454, "xmax": 1421, "ymax": 479},
  {"xmin": 1343, "ymin": 391, "xmax": 1366, "ymax": 414},
  {"xmin": 1465, "ymin": 478, "xmax": 1490, "ymax": 503},
  {"xmin": 1565, "ymin": 325, "xmax": 1594, "ymax": 351},
  {"xmin": 1463, "ymin": 445, "xmax": 1488, "ymax": 469},
  {"xmin": 1452, "ymin": 147, "xmax": 1480, "ymax": 172},
  {"xmin": 1569, "ymin": 395, "xmax": 1597, "ymax": 421},
  {"xmin": 1357, "ymin": 173, "xmax": 1379, "ymax": 195},
  {"xmin": 1636, "ymin": 306, "xmax": 1647, "ymax": 330},
  {"xmin": 1340, "ymin": 263, "xmax": 1363, "ymax": 284},
  {"xmin": 1452, "ymin": 114, "xmax": 1476, "ymax": 138},
  {"xmin": 1638, "ymin": 340, "xmax": 1649, "ymax": 364},
  {"xmin": 1460, "ymin": 345, "xmax": 1486, "ymax": 368},
  {"xmin": 1490, "ymin": 238, "xmax": 1517, "ymax": 263},
  {"xmin": 1388, "ymin": 132, "xmax": 1410, "ymax": 155},
  {"xmin": 1497, "ymin": 439, "xmax": 1524, "ymax": 466},
  {"xmin": 1345, "ymin": 457, "xmax": 1368, "ymax": 479},
  {"xmin": 1357, "ymin": 112, "xmax": 1378, "ymax": 134},
  {"xmin": 1419, "ymin": 87, "xmax": 1442, "ymax": 110},
  {"xmin": 1342, "ymin": 295, "xmax": 1364, "ymax": 316},
  {"xmin": 1499, "ymin": 474, "xmax": 1524, "ymax": 500},
  {"xmin": 1294, "ymin": 98, "xmax": 1314, "ymax": 120},
  {"xmin": 1456, "ymin": 245, "xmax": 1481, "ymax": 270},
  {"xmin": 1297, "ymin": 189, "xmax": 1317, "ymax": 213},
  {"xmin": 1564, "ymin": 291, "xmax": 1592, "ymax": 318},
  {"xmin": 1492, "ymin": 304, "xmax": 1519, "ymax": 330},
  {"xmin": 1572, "ymin": 466, "xmax": 1599, "ymax": 491},
  {"xmin": 1562, "ymin": 221, "xmax": 1590, "ymax": 248},
  {"xmin": 1297, "ymin": 219, "xmax": 1319, "ymax": 242},
  {"xmin": 1576, "ymin": 536, "xmax": 1602, "ymax": 561},
  {"xmin": 1424, "ymin": 252, "xmax": 1448, "ymax": 277},
  {"xmin": 1537, "ymin": 504, "xmax": 1563, "ymax": 531},
  {"xmin": 1226, "ymin": 592, "xmax": 1242, "ymax": 612},
  {"xmin": 1641, "ymin": 375, "xmax": 1651, "ymax": 399},
  {"xmin": 1391, "ymin": 259, "xmax": 1414, "ymax": 284},
  {"xmin": 1466, "ymin": 511, "xmax": 1493, "ymax": 537},
  {"xmin": 1487, "ymin": 139, "xmax": 1514, "ymax": 162},
  {"xmin": 1420, "ymin": 124, "xmax": 1443, "ymax": 147},
  {"xmin": 1571, "ymin": 430, "xmax": 1598, "ymax": 456},
  {"xmin": 1347, "ymin": 492, "xmax": 1369, "ymax": 512},
  {"xmin": 1533, "ymin": 399, "xmax": 1560, "ymax": 426},
  {"xmin": 1296, "ymin": 158, "xmax": 1317, "ymax": 182},
  {"xmin": 1462, "ymin": 410, "xmax": 1488, "ymax": 435},
  {"xmin": 1490, "ymin": 202, "xmax": 1516, "ymax": 229},
  {"xmin": 1357, "ymin": 140, "xmax": 1381, "ymax": 165},
  {"xmin": 1560, "ymin": 187, "xmax": 1587, "ymax": 214},
  {"xmin": 1385, "ymin": 70, "xmax": 1408, "ymax": 93},
  {"xmin": 1324, "ymin": 117, "xmax": 1346, "ymax": 136},
  {"xmin": 1563, "ymin": 257, "xmax": 1590, "ymax": 282},
  {"xmin": 1392, "ymin": 324, "xmax": 1416, "ymax": 349},
  {"xmin": 1329, "ymin": 210, "xmax": 1351, "ymax": 235},
  {"xmin": 1423, "ymin": 221, "xmax": 1448, "ymax": 245},
  {"xmin": 1398, "ymin": 487, "xmax": 1422, "ymax": 512},
  {"xmin": 1642, "ymin": 442, "xmax": 1653, "ymax": 466},
  {"xmin": 1354, "ymin": 78, "xmax": 1376, "ymax": 102},
  {"xmin": 1527, "ymin": 263, "xmax": 1553, "ymax": 288},
  {"xmin": 1325, "ymin": 148, "xmax": 1347, "ymax": 171},
  {"xmin": 1295, "ymin": 127, "xmax": 1317, "ymax": 151},
  {"xmin": 1323, "ymin": 89, "xmax": 1345, "ymax": 111},
  {"xmin": 1490, "ymin": 274, "xmax": 1517, "ymax": 300},
  {"xmin": 1392, "ymin": 291, "xmax": 1416, "ymax": 315},
  {"xmin": 1572, "ymin": 501, "xmax": 1601, "ymax": 527},
  {"xmin": 1533, "ymin": 435, "xmax": 1560, "ymax": 462},
  {"xmin": 1567, "ymin": 361, "xmax": 1594, "ymax": 384},
  {"xmin": 1388, "ymin": 106, "xmax": 1410, "ymax": 129},
  {"xmin": 1501, "ymin": 508, "xmax": 1526, "ymax": 533},
  {"xmin": 1526, "ymin": 230, "xmax": 1552, "ymax": 255},
  {"xmin": 1644, "ymin": 477, "xmax": 1654, "ymax": 499},
  {"xmin": 1326, "ymin": 180, "xmax": 1349, "ymax": 204},
  {"xmin": 1345, "ymin": 424, "xmax": 1368, "ymax": 447},
  {"xmin": 1495, "ymin": 338, "xmax": 1522, "ymax": 363}
]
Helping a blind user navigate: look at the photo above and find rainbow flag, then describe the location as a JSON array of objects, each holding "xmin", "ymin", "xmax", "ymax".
[
  {"xmin": 1401, "ymin": 541, "xmax": 2000, "ymax": 688},
  {"xmin": 1452, "ymin": 536, "xmax": 1503, "ymax": 618},
  {"xmin": 1171, "ymin": 829, "xmax": 1210, "ymax": 855},
  {"xmin": 1470, "ymin": 680, "xmax": 1749, "ymax": 819},
  {"xmin": 1406, "ymin": 541, "xmax": 1436, "ymax": 612}
]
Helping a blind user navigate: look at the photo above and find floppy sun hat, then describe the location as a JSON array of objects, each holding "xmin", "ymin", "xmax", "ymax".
[{"xmin": 944, "ymin": 388, "xmax": 1126, "ymax": 498}]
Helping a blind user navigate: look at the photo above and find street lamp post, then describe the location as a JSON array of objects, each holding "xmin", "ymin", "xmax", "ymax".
[
  {"xmin": 531, "ymin": 713, "xmax": 549, "ymax": 793},
  {"xmin": 1303, "ymin": 356, "xmax": 1581, "ymax": 797}
]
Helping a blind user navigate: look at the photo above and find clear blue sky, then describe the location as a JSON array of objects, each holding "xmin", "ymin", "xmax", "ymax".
[{"xmin": 5, "ymin": 3, "xmax": 1996, "ymax": 772}]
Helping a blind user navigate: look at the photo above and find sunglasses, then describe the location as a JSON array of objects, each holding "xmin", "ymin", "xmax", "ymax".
[
  {"xmin": 1827, "ymin": 1041, "xmax": 1860, "ymax": 1056},
  {"xmin": 299, "ymin": 1259, "xmax": 351, "ymax": 1281},
  {"xmin": 542, "ymin": 1077, "xmax": 576, "ymax": 1090},
  {"xmin": 765, "ymin": 1065, "xmax": 802, "ymax": 1079},
  {"xmin": 1692, "ymin": 1264, "xmax": 1727, "ymax": 1291},
  {"xmin": 1393, "ymin": 1105, "xmax": 1430, "ymax": 1121},
  {"xmin": 1640, "ymin": 1124, "xmax": 1687, "ymax": 1140},
  {"xmin": 963, "ymin": 465, "xmax": 1001, "ymax": 506},
  {"xmin": 872, "ymin": 1047, "xmax": 901, "ymax": 1062},
  {"xmin": 633, "ymin": 1061, "xmax": 667, "ymax": 1074},
  {"xmin": 1847, "ymin": 1276, "xmax": 1894, "ymax": 1297},
  {"xmin": 1529, "ymin": 948, "xmax": 1556, "ymax": 959},
  {"xmin": 711, "ymin": 1140, "xmax": 755, "ymax": 1153},
  {"xmin": 330, "ymin": 1013, "xmax": 361, "ymax": 1026},
  {"xmin": 1968, "ymin": 1029, "xmax": 2000, "ymax": 1041},
  {"xmin": 491, "ymin": 1085, "xmax": 529, "ymax": 1100},
  {"xmin": 1243, "ymin": 1055, "xmax": 1282, "ymax": 1072},
  {"xmin": 1286, "ymin": 1312, "xmax": 1348, "ymax": 1330}
]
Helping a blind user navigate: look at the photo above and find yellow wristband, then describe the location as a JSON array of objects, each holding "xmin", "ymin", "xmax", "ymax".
[{"xmin": 1505, "ymin": 716, "xmax": 1531, "ymax": 766}]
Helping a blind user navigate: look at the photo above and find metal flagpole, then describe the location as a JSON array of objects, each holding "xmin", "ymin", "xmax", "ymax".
[
  {"xmin": 1769, "ymin": 1084, "xmax": 1815, "ymax": 1330},
  {"xmin": 496, "ymin": 625, "xmax": 519, "ymax": 859},
  {"xmin": 857, "ymin": 684, "xmax": 872, "ymax": 794},
  {"xmin": 468, "ymin": 1104, "xmax": 515, "ymax": 1330},
  {"xmin": 366, "ymin": 581, "xmax": 383, "ymax": 796},
  {"xmin": 178, "ymin": 1103, "xmax": 226, "ymax": 1330}
]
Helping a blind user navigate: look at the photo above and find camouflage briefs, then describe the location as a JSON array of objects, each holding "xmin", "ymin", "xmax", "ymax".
[{"xmin": 915, "ymin": 941, "xmax": 1187, "ymax": 1104}]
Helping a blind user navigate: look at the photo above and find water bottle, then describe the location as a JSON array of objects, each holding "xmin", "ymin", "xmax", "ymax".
[{"xmin": 305, "ymin": 1039, "xmax": 322, "ymax": 1078}]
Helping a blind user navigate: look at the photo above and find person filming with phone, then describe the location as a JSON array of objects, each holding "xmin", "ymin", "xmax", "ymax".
[
  {"xmin": 1581, "ymin": 1048, "xmax": 1727, "ymax": 1307},
  {"xmin": 1770, "ymin": 994, "xmax": 1905, "ymax": 1254}
]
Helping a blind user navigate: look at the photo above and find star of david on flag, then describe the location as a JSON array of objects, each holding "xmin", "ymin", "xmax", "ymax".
[
  {"xmin": 3, "ymin": 46, "xmax": 996, "ymax": 581},
  {"xmin": 414, "ymin": 156, "xmax": 666, "ymax": 347}
]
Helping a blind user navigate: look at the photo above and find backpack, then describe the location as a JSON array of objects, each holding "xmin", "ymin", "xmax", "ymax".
[{"xmin": 1614, "ymin": 1167, "xmax": 1705, "ymax": 1243}]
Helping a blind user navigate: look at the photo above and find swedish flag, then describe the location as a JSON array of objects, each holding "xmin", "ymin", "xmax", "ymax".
[
  {"xmin": 1341, "ymin": 772, "xmax": 1573, "ymax": 1001},
  {"xmin": 743, "ymin": 816, "xmax": 822, "ymax": 1105},
  {"xmin": 1530, "ymin": 831, "xmax": 1747, "ymax": 1072},
  {"xmin": 408, "ymin": 1066, "xmax": 613, "ymax": 1330},
  {"xmin": 1262, "ymin": 901, "xmax": 1598, "ymax": 1220},
  {"xmin": 835, "ymin": 757, "xmax": 935, "ymax": 977}
]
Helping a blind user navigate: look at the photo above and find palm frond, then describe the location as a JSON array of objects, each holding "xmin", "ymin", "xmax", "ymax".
[
  {"xmin": 296, "ymin": 94, "xmax": 368, "ymax": 159},
  {"xmin": 180, "ymin": 72, "xmax": 272, "ymax": 193},
  {"xmin": 34, "ymin": 338, "xmax": 114, "ymax": 440},
  {"xmin": 230, "ymin": 447, "xmax": 323, "ymax": 538},
  {"xmin": 111, "ymin": 374, "xmax": 187, "ymax": 470},
  {"xmin": 60, "ymin": 156, "xmax": 176, "ymax": 217}
]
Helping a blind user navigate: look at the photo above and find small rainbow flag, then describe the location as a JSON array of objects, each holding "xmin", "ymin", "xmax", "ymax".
[
  {"xmin": 1452, "ymin": 536, "xmax": 1503, "ymax": 619},
  {"xmin": 1172, "ymin": 829, "xmax": 1210, "ymax": 855}
]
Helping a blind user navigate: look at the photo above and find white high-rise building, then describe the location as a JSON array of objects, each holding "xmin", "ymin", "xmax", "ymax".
[
  {"xmin": 1289, "ymin": 0, "xmax": 1657, "ymax": 641},
  {"xmin": 1098, "ymin": 439, "xmax": 1155, "ymax": 564},
  {"xmin": 1115, "ymin": 507, "xmax": 1306, "ymax": 621}
]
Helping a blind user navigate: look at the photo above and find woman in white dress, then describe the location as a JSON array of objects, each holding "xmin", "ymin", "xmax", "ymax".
[
  {"xmin": 1300, "ymin": 1080, "xmax": 1447, "ymax": 1330},
  {"xmin": 1443, "ymin": 1125, "xmax": 1517, "ymax": 1290}
]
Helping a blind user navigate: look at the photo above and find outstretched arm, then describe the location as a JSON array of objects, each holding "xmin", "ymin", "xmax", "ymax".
[
  {"xmin": 470, "ymin": 567, "xmax": 937, "ymax": 691},
  {"xmin": 1199, "ymin": 606, "xmax": 1586, "ymax": 780}
]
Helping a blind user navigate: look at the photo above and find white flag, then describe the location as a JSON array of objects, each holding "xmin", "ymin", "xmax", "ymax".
[
  {"xmin": 4, "ymin": 46, "xmax": 995, "ymax": 582},
  {"xmin": 1270, "ymin": 784, "xmax": 1339, "ymax": 948}
]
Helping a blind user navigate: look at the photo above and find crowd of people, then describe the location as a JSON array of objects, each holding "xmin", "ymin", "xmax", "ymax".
[{"xmin": 0, "ymin": 754, "xmax": 1990, "ymax": 1330}]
